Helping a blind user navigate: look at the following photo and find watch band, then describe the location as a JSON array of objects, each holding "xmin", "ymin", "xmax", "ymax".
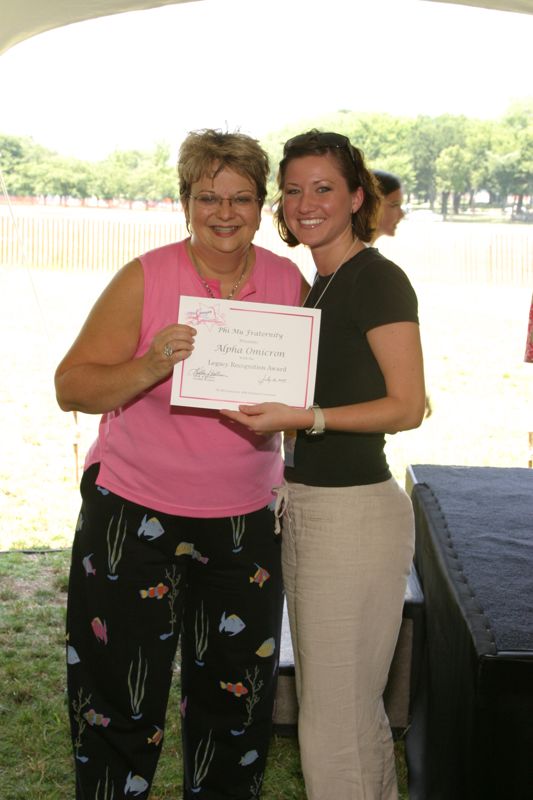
[{"xmin": 305, "ymin": 404, "xmax": 326, "ymax": 436}]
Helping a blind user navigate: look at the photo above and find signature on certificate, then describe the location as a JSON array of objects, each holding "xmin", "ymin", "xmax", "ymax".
[{"xmin": 191, "ymin": 367, "xmax": 227, "ymax": 382}]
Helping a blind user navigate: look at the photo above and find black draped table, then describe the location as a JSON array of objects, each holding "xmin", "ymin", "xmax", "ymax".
[{"xmin": 406, "ymin": 464, "xmax": 533, "ymax": 800}]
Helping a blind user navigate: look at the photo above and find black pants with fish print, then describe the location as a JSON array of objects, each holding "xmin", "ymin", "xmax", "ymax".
[{"xmin": 66, "ymin": 463, "xmax": 283, "ymax": 800}]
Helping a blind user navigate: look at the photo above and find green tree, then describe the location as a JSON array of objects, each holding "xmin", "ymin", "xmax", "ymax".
[
  {"xmin": 436, "ymin": 145, "xmax": 471, "ymax": 217},
  {"xmin": 406, "ymin": 114, "xmax": 468, "ymax": 208},
  {"xmin": 0, "ymin": 134, "xmax": 53, "ymax": 196},
  {"xmin": 488, "ymin": 101, "xmax": 533, "ymax": 210},
  {"xmin": 92, "ymin": 144, "xmax": 177, "ymax": 206},
  {"xmin": 92, "ymin": 149, "xmax": 144, "ymax": 204},
  {"xmin": 29, "ymin": 156, "xmax": 95, "ymax": 203},
  {"xmin": 134, "ymin": 143, "xmax": 178, "ymax": 203},
  {"xmin": 3, "ymin": 100, "xmax": 532, "ymax": 212},
  {"xmin": 463, "ymin": 119, "xmax": 496, "ymax": 208}
]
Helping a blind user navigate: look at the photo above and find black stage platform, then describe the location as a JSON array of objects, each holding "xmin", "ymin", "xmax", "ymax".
[{"xmin": 406, "ymin": 465, "xmax": 533, "ymax": 800}]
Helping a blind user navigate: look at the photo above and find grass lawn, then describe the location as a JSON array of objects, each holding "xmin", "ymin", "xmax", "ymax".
[{"xmin": 0, "ymin": 259, "xmax": 531, "ymax": 798}]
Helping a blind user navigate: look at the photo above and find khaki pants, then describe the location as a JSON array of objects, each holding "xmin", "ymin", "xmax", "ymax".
[{"xmin": 282, "ymin": 479, "xmax": 414, "ymax": 800}]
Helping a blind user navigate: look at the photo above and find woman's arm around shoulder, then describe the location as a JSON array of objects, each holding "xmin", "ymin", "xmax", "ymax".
[{"xmin": 54, "ymin": 258, "xmax": 195, "ymax": 415}]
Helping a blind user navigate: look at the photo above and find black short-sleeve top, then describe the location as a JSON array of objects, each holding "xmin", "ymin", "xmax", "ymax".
[{"xmin": 285, "ymin": 246, "xmax": 419, "ymax": 487}]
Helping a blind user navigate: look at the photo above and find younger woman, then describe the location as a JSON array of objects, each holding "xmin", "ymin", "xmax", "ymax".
[{"xmin": 222, "ymin": 131, "xmax": 425, "ymax": 800}]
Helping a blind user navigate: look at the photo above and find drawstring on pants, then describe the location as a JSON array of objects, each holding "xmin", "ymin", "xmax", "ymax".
[{"xmin": 272, "ymin": 481, "xmax": 289, "ymax": 535}]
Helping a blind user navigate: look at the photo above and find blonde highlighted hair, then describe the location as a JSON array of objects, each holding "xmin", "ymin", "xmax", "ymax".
[{"xmin": 178, "ymin": 129, "xmax": 269, "ymax": 208}]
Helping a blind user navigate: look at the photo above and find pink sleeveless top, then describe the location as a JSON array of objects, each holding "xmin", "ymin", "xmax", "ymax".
[{"xmin": 85, "ymin": 240, "xmax": 302, "ymax": 517}]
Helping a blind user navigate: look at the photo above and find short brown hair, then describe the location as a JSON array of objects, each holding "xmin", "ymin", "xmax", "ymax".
[
  {"xmin": 274, "ymin": 129, "xmax": 380, "ymax": 246},
  {"xmin": 178, "ymin": 129, "xmax": 269, "ymax": 209}
]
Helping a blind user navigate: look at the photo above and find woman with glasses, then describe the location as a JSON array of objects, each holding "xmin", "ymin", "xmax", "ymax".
[
  {"xmin": 55, "ymin": 129, "xmax": 305, "ymax": 800},
  {"xmin": 222, "ymin": 130, "xmax": 426, "ymax": 799}
]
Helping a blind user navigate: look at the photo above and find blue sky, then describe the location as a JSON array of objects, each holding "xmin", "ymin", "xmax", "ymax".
[{"xmin": 1, "ymin": 0, "xmax": 532, "ymax": 160}]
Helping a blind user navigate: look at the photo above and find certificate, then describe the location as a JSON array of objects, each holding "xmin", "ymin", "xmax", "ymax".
[{"xmin": 170, "ymin": 296, "xmax": 321, "ymax": 411}]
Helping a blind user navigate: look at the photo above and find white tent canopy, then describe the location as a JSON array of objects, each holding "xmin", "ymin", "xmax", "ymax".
[
  {"xmin": 432, "ymin": 0, "xmax": 533, "ymax": 10},
  {"xmin": 0, "ymin": 0, "xmax": 197, "ymax": 56},
  {"xmin": 0, "ymin": 0, "xmax": 532, "ymax": 56}
]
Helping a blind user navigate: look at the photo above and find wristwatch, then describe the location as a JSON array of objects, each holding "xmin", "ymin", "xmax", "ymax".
[{"xmin": 305, "ymin": 404, "xmax": 326, "ymax": 436}]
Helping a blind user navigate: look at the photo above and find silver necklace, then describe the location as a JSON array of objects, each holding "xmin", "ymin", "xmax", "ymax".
[
  {"xmin": 190, "ymin": 245, "xmax": 249, "ymax": 301},
  {"xmin": 303, "ymin": 239, "xmax": 360, "ymax": 308}
]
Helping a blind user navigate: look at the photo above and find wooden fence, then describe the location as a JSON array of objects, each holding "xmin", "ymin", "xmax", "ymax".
[
  {"xmin": 1, "ymin": 205, "xmax": 532, "ymax": 287},
  {"xmin": 380, "ymin": 218, "xmax": 533, "ymax": 288},
  {"xmin": 0, "ymin": 208, "xmax": 190, "ymax": 272}
]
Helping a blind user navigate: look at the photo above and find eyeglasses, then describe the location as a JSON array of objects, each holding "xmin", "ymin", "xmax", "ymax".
[
  {"xmin": 283, "ymin": 132, "xmax": 356, "ymax": 164},
  {"xmin": 189, "ymin": 192, "xmax": 258, "ymax": 209}
]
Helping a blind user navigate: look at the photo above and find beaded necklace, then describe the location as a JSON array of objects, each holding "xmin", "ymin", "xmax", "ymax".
[{"xmin": 189, "ymin": 244, "xmax": 250, "ymax": 300}]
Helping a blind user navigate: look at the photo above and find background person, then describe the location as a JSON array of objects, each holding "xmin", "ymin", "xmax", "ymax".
[
  {"xmin": 372, "ymin": 168, "xmax": 432, "ymax": 418},
  {"xmin": 371, "ymin": 169, "xmax": 405, "ymax": 242},
  {"xmin": 222, "ymin": 130, "xmax": 426, "ymax": 800},
  {"xmin": 55, "ymin": 129, "xmax": 304, "ymax": 800}
]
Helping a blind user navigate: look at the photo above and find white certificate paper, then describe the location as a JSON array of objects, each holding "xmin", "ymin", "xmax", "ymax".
[{"xmin": 170, "ymin": 296, "xmax": 321, "ymax": 411}]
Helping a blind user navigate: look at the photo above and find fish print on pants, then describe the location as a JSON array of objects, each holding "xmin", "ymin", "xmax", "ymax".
[
  {"xmin": 82, "ymin": 553, "xmax": 96, "ymax": 576},
  {"xmin": 139, "ymin": 582, "xmax": 169, "ymax": 600},
  {"xmin": 124, "ymin": 772, "xmax": 149, "ymax": 796},
  {"xmin": 147, "ymin": 726, "xmax": 163, "ymax": 746},
  {"xmin": 83, "ymin": 708, "xmax": 111, "ymax": 727},
  {"xmin": 249, "ymin": 564, "xmax": 270, "ymax": 588},
  {"xmin": 67, "ymin": 645, "xmax": 80, "ymax": 665},
  {"xmin": 220, "ymin": 681, "xmax": 249, "ymax": 697},
  {"xmin": 91, "ymin": 617, "xmax": 108, "ymax": 644},
  {"xmin": 137, "ymin": 514, "xmax": 164, "ymax": 541},
  {"xmin": 239, "ymin": 749, "xmax": 259, "ymax": 766},
  {"xmin": 175, "ymin": 541, "xmax": 209, "ymax": 564},
  {"xmin": 219, "ymin": 611, "xmax": 246, "ymax": 637},
  {"xmin": 180, "ymin": 697, "xmax": 188, "ymax": 718},
  {"xmin": 255, "ymin": 637, "xmax": 275, "ymax": 657}
]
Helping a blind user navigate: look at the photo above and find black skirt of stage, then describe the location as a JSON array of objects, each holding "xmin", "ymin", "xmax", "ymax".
[{"xmin": 406, "ymin": 464, "xmax": 533, "ymax": 800}]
